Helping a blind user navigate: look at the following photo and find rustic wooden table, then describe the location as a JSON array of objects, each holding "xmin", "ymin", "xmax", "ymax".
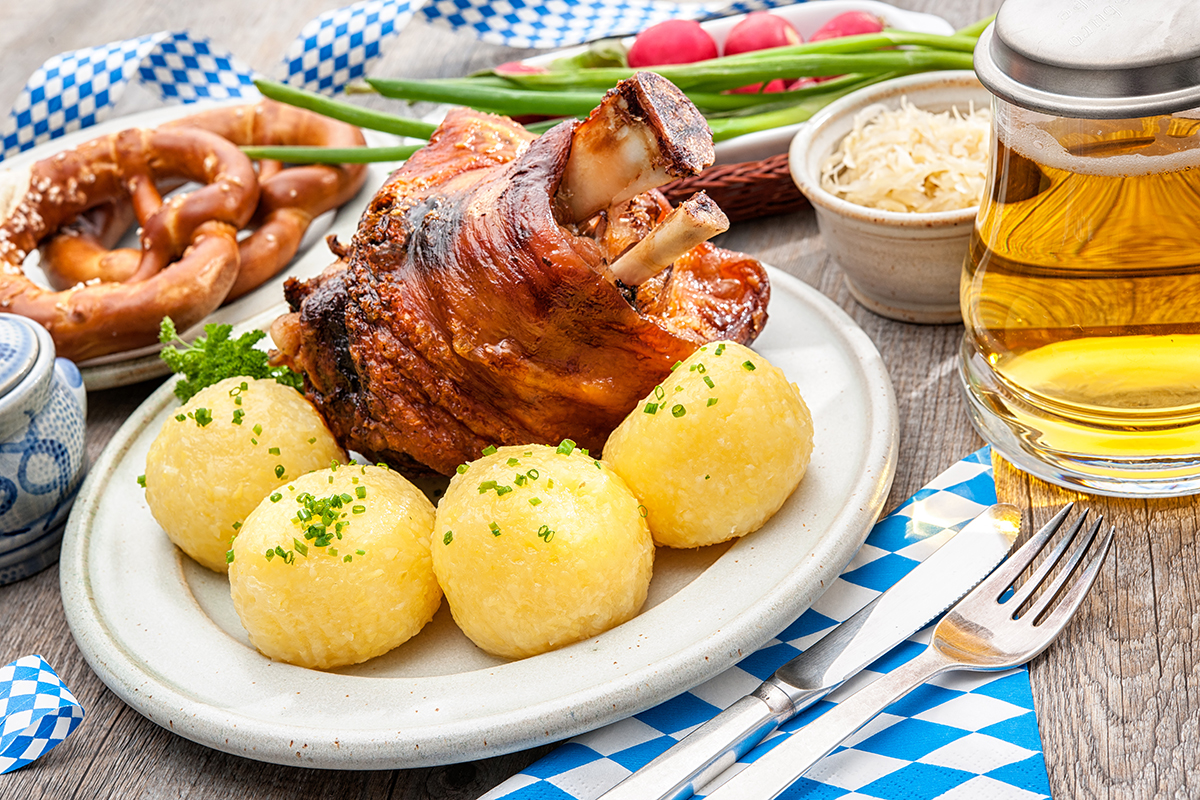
[{"xmin": 2, "ymin": 1, "xmax": 1197, "ymax": 798}]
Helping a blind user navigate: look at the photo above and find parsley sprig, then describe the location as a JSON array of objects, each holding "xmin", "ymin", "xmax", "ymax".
[{"xmin": 159, "ymin": 318, "xmax": 303, "ymax": 403}]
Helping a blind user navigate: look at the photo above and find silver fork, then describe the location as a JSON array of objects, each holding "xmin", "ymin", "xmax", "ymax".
[{"xmin": 702, "ymin": 504, "xmax": 1114, "ymax": 800}]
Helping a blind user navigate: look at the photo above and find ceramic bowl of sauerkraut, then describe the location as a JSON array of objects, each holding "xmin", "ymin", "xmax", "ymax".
[{"xmin": 788, "ymin": 71, "xmax": 992, "ymax": 324}]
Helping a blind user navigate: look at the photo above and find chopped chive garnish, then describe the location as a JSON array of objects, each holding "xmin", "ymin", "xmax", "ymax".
[
  {"xmin": 443, "ymin": 530, "xmax": 454, "ymax": 545},
  {"xmin": 253, "ymin": 423, "xmax": 263, "ymax": 435},
  {"xmin": 193, "ymin": 408, "xmax": 213, "ymax": 427},
  {"xmin": 482, "ymin": 444, "xmax": 497, "ymax": 456},
  {"xmin": 654, "ymin": 385, "xmax": 665, "ymax": 400},
  {"xmin": 638, "ymin": 504, "xmax": 648, "ymax": 518},
  {"xmin": 356, "ymin": 549, "xmax": 365, "ymax": 556},
  {"xmin": 478, "ymin": 480, "xmax": 497, "ymax": 493},
  {"xmin": 456, "ymin": 464, "xmax": 469, "ymax": 474},
  {"xmin": 704, "ymin": 376, "xmax": 715, "ymax": 389},
  {"xmin": 308, "ymin": 437, "xmax": 316, "ymax": 444},
  {"xmin": 515, "ymin": 474, "xmax": 527, "ymax": 487},
  {"xmin": 506, "ymin": 457, "xmax": 520, "ymax": 466},
  {"xmin": 352, "ymin": 505, "xmax": 366, "ymax": 514},
  {"xmin": 270, "ymin": 492, "xmax": 282, "ymax": 502},
  {"xmin": 707, "ymin": 397, "xmax": 718, "ymax": 407},
  {"xmin": 268, "ymin": 447, "xmax": 280, "ymax": 455},
  {"xmin": 264, "ymin": 549, "xmax": 275, "ymax": 561},
  {"xmin": 594, "ymin": 460, "xmax": 602, "ymax": 469},
  {"xmin": 529, "ymin": 497, "xmax": 542, "ymax": 506},
  {"xmin": 705, "ymin": 474, "xmax": 711, "ymax": 480},
  {"xmin": 495, "ymin": 485, "xmax": 513, "ymax": 496},
  {"xmin": 715, "ymin": 343, "xmax": 726, "ymax": 355},
  {"xmin": 329, "ymin": 547, "xmax": 338, "ymax": 556},
  {"xmin": 527, "ymin": 468, "xmax": 539, "ymax": 480},
  {"xmin": 175, "ymin": 413, "xmax": 186, "ymax": 422},
  {"xmin": 675, "ymin": 385, "xmax": 684, "ymax": 392},
  {"xmin": 672, "ymin": 404, "xmax": 686, "ymax": 417},
  {"xmin": 696, "ymin": 363, "xmax": 706, "ymax": 374},
  {"xmin": 742, "ymin": 360, "xmax": 756, "ymax": 371},
  {"xmin": 234, "ymin": 396, "xmax": 242, "ymax": 406},
  {"xmin": 355, "ymin": 486, "xmax": 366, "ymax": 499},
  {"xmin": 670, "ymin": 360, "xmax": 683, "ymax": 371},
  {"xmin": 232, "ymin": 408, "xmax": 245, "ymax": 425},
  {"xmin": 293, "ymin": 538, "xmax": 309, "ymax": 556},
  {"xmin": 137, "ymin": 474, "xmax": 146, "ymax": 487},
  {"xmin": 275, "ymin": 465, "xmax": 285, "ymax": 479},
  {"xmin": 489, "ymin": 521, "xmax": 501, "ymax": 536},
  {"xmin": 251, "ymin": 438, "xmax": 258, "ymax": 445},
  {"xmin": 556, "ymin": 439, "xmax": 576, "ymax": 456},
  {"xmin": 644, "ymin": 402, "xmax": 659, "ymax": 414},
  {"xmin": 232, "ymin": 521, "xmax": 242, "ymax": 531},
  {"xmin": 225, "ymin": 549, "xmax": 235, "ymax": 563},
  {"xmin": 537, "ymin": 525, "xmax": 555, "ymax": 543},
  {"xmin": 344, "ymin": 555, "xmax": 353, "ymax": 562}
]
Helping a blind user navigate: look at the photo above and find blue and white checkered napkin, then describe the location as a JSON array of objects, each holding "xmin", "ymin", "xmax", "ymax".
[
  {"xmin": 481, "ymin": 447, "xmax": 1053, "ymax": 800},
  {"xmin": 0, "ymin": 655, "xmax": 84, "ymax": 774},
  {"xmin": 3, "ymin": 0, "xmax": 806, "ymax": 159}
]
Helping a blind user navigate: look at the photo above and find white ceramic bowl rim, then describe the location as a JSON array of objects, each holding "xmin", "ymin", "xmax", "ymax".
[{"xmin": 789, "ymin": 70, "xmax": 988, "ymax": 227}]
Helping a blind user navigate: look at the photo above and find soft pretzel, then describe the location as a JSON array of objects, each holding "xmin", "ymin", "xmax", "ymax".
[
  {"xmin": 0, "ymin": 126, "xmax": 260, "ymax": 361},
  {"xmin": 39, "ymin": 100, "xmax": 369, "ymax": 302}
]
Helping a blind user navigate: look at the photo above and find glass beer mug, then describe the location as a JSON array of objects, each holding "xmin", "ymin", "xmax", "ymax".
[{"xmin": 962, "ymin": 0, "xmax": 1200, "ymax": 496}]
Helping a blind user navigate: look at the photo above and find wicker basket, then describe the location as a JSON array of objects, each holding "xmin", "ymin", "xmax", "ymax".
[{"xmin": 659, "ymin": 153, "xmax": 808, "ymax": 222}]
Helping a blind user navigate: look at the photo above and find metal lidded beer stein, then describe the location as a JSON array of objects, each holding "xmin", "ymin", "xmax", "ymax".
[{"xmin": 963, "ymin": 0, "xmax": 1200, "ymax": 496}]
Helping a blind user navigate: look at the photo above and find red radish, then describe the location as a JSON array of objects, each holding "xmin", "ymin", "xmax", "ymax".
[
  {"xmin": 809, "ymin": 11, "xmax": 885, "ymax": 42},
  {"xmin": 628, "ymin": 20, "xmax": 719, "ymax": 67},
  {"xmin": 723, "ymin": 12, "xmax": 803, "ymax": 56}
]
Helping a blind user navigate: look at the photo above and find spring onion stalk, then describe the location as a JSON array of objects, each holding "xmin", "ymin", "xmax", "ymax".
[
  {"xmin": 367, "ymin": 77, "xmax": 606, "ymax": 117},
  {"xmin": 254, "ymin": 79, "xmax": 438, "ymax": 139},
  {"xmin": 240, "ymin": 144, "xmax": 424, "ymax": 163},
  {"xmin": 497, "ymin": 50, "xmax": 974, "ymax": 93},
  {"xmin": 706, "ymin": 75, "xmax": 893, "ymax": 140},
  {"xmin": 956, "ymin": 15, "xmax": 996, "ymax": 38}
]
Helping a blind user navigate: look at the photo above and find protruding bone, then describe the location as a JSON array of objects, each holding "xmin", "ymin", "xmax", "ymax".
[
  {"xmin": 609, "ymin": 191, "xmax": 728, "ymax": 285},
  {"xmin": 560, "ymin": 72, "xmax": 714, "ymax": 223}
]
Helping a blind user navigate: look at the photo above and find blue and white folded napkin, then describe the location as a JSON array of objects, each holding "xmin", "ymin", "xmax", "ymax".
[
  {"xmin": 0, "ymin": 655, "xmax": 84, "ymax": 774},
  {"xmin": 2, "ymin": 0, "xmax": 805, "ymax": 160},
  {"xmin": 481, "ymin": 446, "xmax": 1052, "ymax": 800}
]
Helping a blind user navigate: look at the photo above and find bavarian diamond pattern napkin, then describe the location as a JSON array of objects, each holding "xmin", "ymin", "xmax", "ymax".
[
  {"xmin": 3, "ymin": 0, "xmax": 807, "ymax": 159},
  {"xmin": 480, "ymin": 447, "xmax": 1053, "ymax": 800},
  {"xmin": 0, "ymin": 655, "xmax": 85, "ymax": 774}
]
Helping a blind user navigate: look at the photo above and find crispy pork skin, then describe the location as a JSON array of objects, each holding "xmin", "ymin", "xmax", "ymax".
[{"xmin": 274, "ymin": 83, "xmax": 769, "ymax": 476}]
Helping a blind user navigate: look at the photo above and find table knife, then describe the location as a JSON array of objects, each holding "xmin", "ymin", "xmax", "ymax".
[{"xmin": 596, "ymin": 503, "xmax": 1021, "ymax": 800}]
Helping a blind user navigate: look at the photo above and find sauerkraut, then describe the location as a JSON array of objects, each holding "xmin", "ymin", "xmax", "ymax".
[{"xmin": 820, "ymin": 98, "xmax": 991, "ymax": 213}]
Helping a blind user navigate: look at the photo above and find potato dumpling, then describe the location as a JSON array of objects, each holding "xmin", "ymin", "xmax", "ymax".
[
  {"xmin": 229, "ymin": 465, "xmax": 440, "ymax": 669},
  {"xmin": 603, "ymin": 341, "xmax": 813, "ymax": 548},
  {"xmin": 143, "ymin": 377, "xmax": 345, "ymax": 572},
  {"xmin": 432, "ymin": 443, "xmax": 654, "ymax": 659}
]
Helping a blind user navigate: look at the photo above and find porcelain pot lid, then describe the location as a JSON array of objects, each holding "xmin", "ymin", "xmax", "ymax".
[
  {"xmin": 975, "ymin": 0, "xmax": 1200, "ymax": 118},
  {"xmin": 0, "ymin": 315, "xmax": 40, "ymax": 401}
]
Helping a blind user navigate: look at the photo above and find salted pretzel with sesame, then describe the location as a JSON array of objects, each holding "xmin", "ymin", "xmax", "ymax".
[
  {"xmin": 0, "ymin": 126, "xmax": 260, "ymax": 361},
  {"xmin": 39, "ymin": 100, "xmax": 368, "ymax": 302}
]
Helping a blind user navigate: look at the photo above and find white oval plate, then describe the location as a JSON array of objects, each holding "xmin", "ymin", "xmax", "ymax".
[
  {"xmin": 0, "ymin": 102, "xmax": 407, "ymax": 391},
  {"xmin": 523, "ymin": 0, "xmax": 955, "ymax": 165},
  {"xmin": 59, "ymin": 266, "xmax": 898, "ymax": 769}
]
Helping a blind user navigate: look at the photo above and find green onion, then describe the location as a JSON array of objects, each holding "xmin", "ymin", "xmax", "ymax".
[
  {"xmin": 268, "ymin": 447, "xmax": 281, "ymax": 455},
  {"xmin": 556, "ymin": 439, "xmax": 576, "ymax": 456},
  {"xmin": 489, "ymin": 521, "xmax": 502, "ymax": 536},
  {"xmin": 529, "ymin": 497, "xmax": 542, "ymax": 506},
  {"xmin": 704, "ymin": 376, "xmax": 715, "ymax": 389},
  {"xmin": 255, "ymin": 78, "xmax": 438, "ymax": 139},
  {"xmin": 356, "ymin": 486, "xmax": 367, "ymax": 499},
  {"xmin": 672, "ymin": 404, "xmax": 686, "ymax": 417},
  {"xmin": 743, "ymin": 360, "xmax": 756, "ymax": 371},
  {"xmin": 644, "ymin": 402, "xmax": 659, "ymax": 414},
  {"xmin": 707, "ymin": 397, "xmax": 718, "ymax": 407},
  {"xmin": 457, "ymin": 463, "xmax": 469, "ymax": 474},
  {"xmin": 137, "ymin": 474, "xmax": 146, "ymax": 487},
  {"xmin": 275, "ymin": 465, "xmax": 285, "ymax": 479},
  {"xmin": 444, "ymin": 530, "xmax": 454, "ymax": 545},
  {"xmin": 482, "ymin": 445, "xmax": 498, "ymax": 456},
  {"xmin": 226, "ymin": 549, "xmax": 235, "ymax": 563}
]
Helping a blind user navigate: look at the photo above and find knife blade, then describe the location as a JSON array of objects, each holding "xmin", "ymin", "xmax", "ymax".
[{"xmin": 596, "ymin": 503, "xmax": 1021, "ymax": 800}]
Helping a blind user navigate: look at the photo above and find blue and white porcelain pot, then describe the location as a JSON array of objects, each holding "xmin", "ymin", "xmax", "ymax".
[{"xmin": 0, "ymin": 314, "xmax": 88, "ymax": 585}]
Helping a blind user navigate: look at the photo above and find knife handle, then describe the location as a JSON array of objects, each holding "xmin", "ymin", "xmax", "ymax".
[
  {"xmin": 703, "ymin": 647, "xmax": 956, "ymax": 800},
  {"xmin": 597, "ymin": 680, "xmax": 835, "ymax": 800}
]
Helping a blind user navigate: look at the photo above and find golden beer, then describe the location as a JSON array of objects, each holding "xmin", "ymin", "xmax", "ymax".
[{"xmin": 960, "ymin": 105, "xmax": 1200, "ymax": 494}]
